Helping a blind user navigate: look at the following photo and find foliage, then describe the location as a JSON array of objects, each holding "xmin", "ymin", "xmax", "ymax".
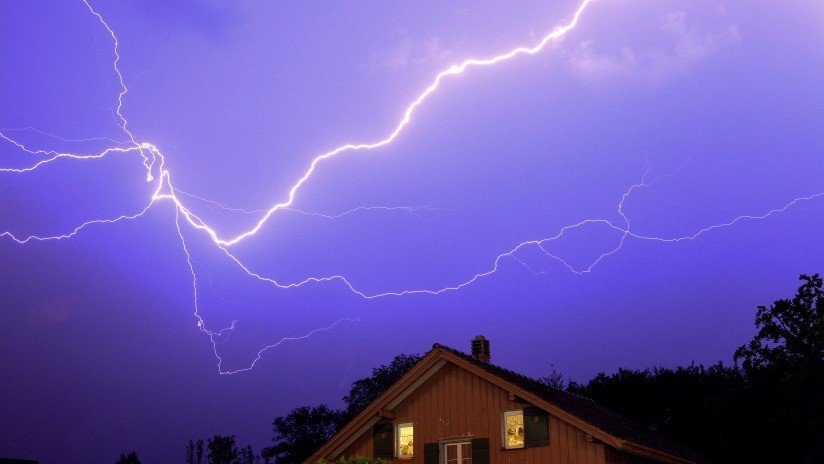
[
  {"xmin": 568, "ymin": 362, "xmax": 746, "ymax": 461},
  {"xmin": 538, "ymin": 365, "xmax": 567, "ymax": 389},
  {"xmin": 262, "ymin": 405, "xmax": 344, "ymax": 464},
  {"xmin": 196, "ymin": 439, "xmax": 205, "ymax": 464},
  {"xmin": 186, "ymin": 274, "xmax": 824, "ymax": 464},
  {"xmin": 114, "ymin": 451, "xmax": 141, "ymax": 464},
  {"xmin": 264, "ymin": 354, "xmax": 421, "ymax": 464},
  {"xmin": 735, "ymin": 273, "xmax": 824, "ymax": 463},
  {"xmin": 342, "ymin": 354, "xmax": 422, "ymax": 420},
  {"xmin": 735, "ymin": 273, "xmax": 823, "ymax": 370},
  {"xmin": 570, "ymin": 273, "xmax": 824, "ymax": 463},
  {"xmin": 207, "ymin": 435, "xmax": 239, "ymax": 464},
  {"xmin": 187, "ymin": 436, "xmax": 260, "ymax": 464},
  {"xmin": 239, "ymin": 445, "xmax": 258, "ymax": 464}
]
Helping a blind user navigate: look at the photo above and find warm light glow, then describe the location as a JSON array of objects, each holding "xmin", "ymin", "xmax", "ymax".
[
  {"xmin": 397, "ymin": 423, "xmax": 414, "ymax": 457},
  {"xmin": 504, "ymin": 410, "xmax": 525, "ymax": 448}
]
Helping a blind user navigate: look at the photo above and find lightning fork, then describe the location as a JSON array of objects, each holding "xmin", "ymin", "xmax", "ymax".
[{"xmin": 3, "ymin": 0, "xmax": 822, "ymax": 375}]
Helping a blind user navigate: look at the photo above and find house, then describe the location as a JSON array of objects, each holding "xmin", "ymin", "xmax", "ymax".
[{"xmin": 306, "ymin": 336, "xmax": 708, "ymax": 464}]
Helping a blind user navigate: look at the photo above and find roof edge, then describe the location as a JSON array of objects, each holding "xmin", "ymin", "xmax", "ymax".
[
  {"xmin": 304, "ymin": 344, "xmax": 703, "ymax": 464},
  {"xmin": 304, "ymin": 349, "xmax": 447, "ymax": 463}
]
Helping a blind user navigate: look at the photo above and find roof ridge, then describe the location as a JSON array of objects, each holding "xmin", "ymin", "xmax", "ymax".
[{"xmin": 431, "ymin": 341, "xmax": 711, "ymax": 464}]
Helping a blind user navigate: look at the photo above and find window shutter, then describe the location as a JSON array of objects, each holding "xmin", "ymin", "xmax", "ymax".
[
  {"xmin": 524, "ymin": 407, "xmax": 549, "ymax": 447},
  {"xmin": 471, "ymin": 438, "xmax": 489, "ymax": 464},
  {"xmin": 373, "ymin": 423, "xmax": 394, "ymax": 458},
  {"xmin": 424, "ymin": 442, "xmax": 439, "ymax": 464}
]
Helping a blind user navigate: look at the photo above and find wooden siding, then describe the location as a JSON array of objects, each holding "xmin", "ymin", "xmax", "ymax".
[{"xmin": 339, "ymin": 362, "xmax": 614, "ymax": 464}]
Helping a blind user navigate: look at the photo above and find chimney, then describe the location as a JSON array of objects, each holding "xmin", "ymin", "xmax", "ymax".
[{"xmin": 471, "ymin": 335, "xmax": 491, "ymax": 363}]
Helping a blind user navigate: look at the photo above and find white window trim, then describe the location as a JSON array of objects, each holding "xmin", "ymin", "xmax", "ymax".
[
  {"xmin": 396, "ymin": 422, "xmax": 414, "ymax": 458},
  {"xmin": 442, "ymin": 441, "xmax": 472, "ymax": 464},
  {"xmin": 502, "ymin": 409, "xmax": 525, "ymax": 449}
]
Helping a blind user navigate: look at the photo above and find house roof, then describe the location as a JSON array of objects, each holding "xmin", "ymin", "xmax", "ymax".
[
  {"xmin": 434, "ymin": 344, "xmax": 711, "ymax": 464},
  {"xmin": 306, "ymin": 343, "xmax": 710, "ymax": 464}
]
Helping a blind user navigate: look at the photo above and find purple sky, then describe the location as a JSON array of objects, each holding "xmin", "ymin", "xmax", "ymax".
[{"xmin": 1, "ymin": 1, "xmax": 822, "ymax": 462}]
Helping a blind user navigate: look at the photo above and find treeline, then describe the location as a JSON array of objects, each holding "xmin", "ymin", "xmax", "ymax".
[
  {"xmin": 173, "ymin": 355, "xmax": 420, "ymax": 464},
  {"xmin": 559, "ymin": 273, "xmax": 823, "ymax": 463},
  {"xmin": 115, "ymin": 436, "xmax": 261, "ymax": 464},
  {"xmin": 263, "ymin": 354, "xmax": 421, "ymax": 464},
  {"xmin": 116, "ymin": 273, "xmax": 822, "ymax": 464}
]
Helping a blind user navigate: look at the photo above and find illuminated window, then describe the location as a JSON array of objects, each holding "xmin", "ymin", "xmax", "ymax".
[
  {"xmin": 397, "ymin": 423, "xmax": 414, "ymax": 457},
  {"xmin": 503, "ymin": 410, "xmax": 525, "ymax": 448}
]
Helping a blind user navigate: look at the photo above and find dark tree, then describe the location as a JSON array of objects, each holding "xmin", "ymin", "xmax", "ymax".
[
  {"xmin": 735, "ymin": 273, "xmax": 824, "ymax": 463},
  {"xmin": 239, "ymin": 444, "xmax": 258, "ymax": 464},
  {"xmin": 196, "ymin": 439, "xmax": 205, "ymax": 464},
  {"xmin": 570, "ymin": 273, "xmax": 824, "ymax": 463},
  {"xmin": 568, "ymin": 363, "xmax": 746, "ymax": 461},
  {"xmin": 207, "ymin": 435, "xmax": 239, "ymax": 464},
  {"xmin": 187, "ymin": 273, "xmax": 824, "ymax": 464},
  {"xmin": 265, "ymin": 353, "xmax": 421, "ymax": 464},
  {"xmin": 187, "ymin": 440, "xmax": 195, "ymax": 464},
  {"xmin": 263, "ymin": 405, "xmax": 344, "ymax": 464},
  {"xmin": 343, "ymin": 354, "xmax": 421, "ymax": 419},
  {"xmin": 115, "ymin": 451, "xmax": 141, "ymax": 464},
  {"xmin": 735, "ymin": 273, "xmax": 823, "ymax": 370},
  {"xmin": 538, "ymin": 364, "xmax": 566, "ymax": 390}
]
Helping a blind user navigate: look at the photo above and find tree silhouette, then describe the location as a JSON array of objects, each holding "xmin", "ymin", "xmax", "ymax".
[
  {"xmin": 735, "ymin": 273, "xmax": 823, "ymax": 370},
  {"xmin": 735, "ymin": 273, "xmax": 824, "ymax": 463},
  {"xmin": 264, "ymin": 354, "xmax": 421, "ymax": 464},
  {"xmin": 342, "ymin": 354, "xmax": 421, "ymax": 419},
  {"xmin": 115, "ymin": 450, "xmax": 141, "ymax": 464},
  {"xmin": 207, "ymin": 435, "xmax": 239, "ymax": 464},
  {"xmin": 239, "ymin": 444, "xmax": 257, "ymax": 464},
  {"xmin": 196, "ymin": 439, "xmax": 205, "ymax": 464},
  {"xmin": 538, "ymin": 364, "xmax": 566, "ymax": 389},
  {"xmin": 191, "ymin": 275, "xmax": 824, "ymax": 463},
  {"xmin": 571, "ymin": 273, "xmax": 824, "ymax": 463},
  {"xmin": 568, "ymin": 363, "xmax": 745, "ymax": 461},
  {"xmin": 187, "ymin": 440, "xmax": 195, "ymax": 464},
  {"xmin": 263, "ymin": 405, "xmax": 343, "ymax": 464}
]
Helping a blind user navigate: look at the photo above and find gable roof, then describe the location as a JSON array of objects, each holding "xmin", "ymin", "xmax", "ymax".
[{"xmin": 306, "ymin": 343, "xmax": 710, "ymax": 464}]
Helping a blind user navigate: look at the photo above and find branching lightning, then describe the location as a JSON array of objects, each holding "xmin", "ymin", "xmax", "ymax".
[
  {"xmin": 173, "ymin": 187, "xmax": 439, "ymax": 221},
  {"xmin": 1, "ymin": 0, "xmax": 821, "ymax": 373}
]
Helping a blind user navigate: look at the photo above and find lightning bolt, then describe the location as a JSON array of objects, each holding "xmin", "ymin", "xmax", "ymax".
[
  {"xmin": 4, "ymin": 0, "xmax": 597, "ymax": 246},
  {"xmin": 0, "ymin": 126, "xmax": 130, "ymax": 146},
  {"xmin": 173, "ymin": 187, "xmax": 438, "ymax": 221},
  {"xmin": 173, "ymin": 203, "xmax": 362, "ymax": 374},
  {"xmin": 1, "ymin": 0, "xmax": 821, "ymax": 373}
]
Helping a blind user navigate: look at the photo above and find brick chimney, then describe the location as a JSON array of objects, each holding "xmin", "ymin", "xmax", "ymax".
[{"xmin": 471, "ymin": 335, "xmax": 491, "ymax": 363}]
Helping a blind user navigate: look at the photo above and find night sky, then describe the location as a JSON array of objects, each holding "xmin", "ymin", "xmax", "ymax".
[{"xmin": 1, "ymin": 1, "xmax": 822, "ymax": 462}]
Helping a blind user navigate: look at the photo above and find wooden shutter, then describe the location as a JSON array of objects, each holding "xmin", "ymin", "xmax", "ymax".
[
  {"xmin": 373, "ymin": 423, "xmax": 394, "ymax": 458},
  {"xmin": 524, "ymin": 407, "xmax": 549, "ymax": 447},
  {"xmin": 424, "ymin": 442, "xmax": 439, "ymax": 464},
  {"xmin": 471, "ymin": 438, "xmax": 489, "ymax": 464}
]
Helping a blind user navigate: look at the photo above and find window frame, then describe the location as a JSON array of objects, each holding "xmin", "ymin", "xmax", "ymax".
[
  {"xmin": 396, "ymin": 422, "xmax": 414, "ymax": 458},
  {"xmin": 502, "ymin": 409, "xmax": 525, "ymax": 449},
  {"xmin": 442, "ymin": 441, "xmax": 472, "ymax": 464}
]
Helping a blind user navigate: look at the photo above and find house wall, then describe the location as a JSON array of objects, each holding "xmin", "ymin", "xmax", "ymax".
[{"xmin": 340, "ymin": 362, "xmax": 616, "ymax": 464}]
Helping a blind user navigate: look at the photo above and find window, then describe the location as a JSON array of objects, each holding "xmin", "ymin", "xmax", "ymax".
[
  {"xmin": 396, "ymin": 423, "xmax": 414, "ymax": 458},
  {"xmin": 503, "ymin": 410, "xmax": 525, "ymax": 448},
  {"xmin": 444, "ymin": 442, "xmax": 472, "ymax": 464}
]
